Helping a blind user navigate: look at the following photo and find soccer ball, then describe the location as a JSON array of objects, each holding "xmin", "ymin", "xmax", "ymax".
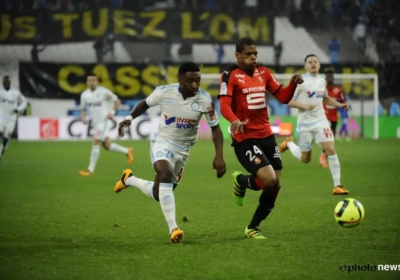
[{"xmin": 334, "ymin": 198, "xmax": 365, "ymax": 228}]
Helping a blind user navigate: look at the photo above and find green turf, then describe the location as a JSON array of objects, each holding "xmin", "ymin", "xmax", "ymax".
[{"xmin": 0, "ymin": 138, "xmax": 399, "ymax": 280}]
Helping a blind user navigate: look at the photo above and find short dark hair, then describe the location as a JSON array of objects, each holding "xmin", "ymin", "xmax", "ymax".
[
  {"xmin": 3, "ymin": 75, "xmax": 10, "ymax": 80},
  {"xmin": 325, "ymin": 69, "xmax": 335, "ymax": 75},
  {"xmin": 236, "ymin": 37, "xmax": 255, "ymax": 52},
  {"xmin": 304, "ymin": 54, "xmax": 318, "ymax": 62},
  {"xmin": 178, "ymin": 62, "xmax": 200, "ymax": 76},
  {"xmin": 87, "ymin": 73, "xmax": 97, "ymax": 78}
]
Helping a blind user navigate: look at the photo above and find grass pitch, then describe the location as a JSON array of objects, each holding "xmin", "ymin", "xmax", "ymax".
[{"xmin": 0, "ymin": 138, "xmax": 399, "ymax": 280}]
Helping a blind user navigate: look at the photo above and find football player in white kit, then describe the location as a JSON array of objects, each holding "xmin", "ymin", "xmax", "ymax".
[
  {"xmin": 78, "ymin": 74, "xmax": 133, "ymax": 176},
  {"xmin": 114, "ymin": 62, "xmax": 227, "ymax": 243},
  {"xmin": 0, "ymin": 76, "xmax": 27, "ymax": 162},
  {"xmin": 279, "ymin": 55, "xmax": 350, "ymax": 195}
]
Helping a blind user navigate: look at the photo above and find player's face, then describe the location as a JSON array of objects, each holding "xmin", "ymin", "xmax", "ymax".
[
  {"xmin": 178, "ymin": 72, "xmax": 201, "ymax": 95},
  {"xmin": 326, "ymin": 73, "xmax": 334, "ymax": 84},
  {"xmin": 86, "ymin": 76, "xmax": 98, "ymax": 89},
  {"xmin": 3, "ymin": 78, "xmax": 10, "ymax": 89},
  {"xmin": 236, "ymin": 45, "xmax": 258, "ymax": 69},
  {"xmin": 305, "ymin": 56, "xmax": 320, "ymax": 74}
]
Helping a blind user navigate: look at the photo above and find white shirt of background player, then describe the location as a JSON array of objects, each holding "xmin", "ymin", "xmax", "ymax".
[
  {"xmin": 282, "ymin": 54, "xmax": 349, "ymax": 195},
  {"xmin": 292, "ymin": 73, "xmax": 328, "ymax": 125},
  {"xmin": 78, "ymin": 75, "xmax": 131, "ymax": 176},
  {"xmin": 0, "ymin": 88, "xmax": 27, "ymax": 122},
  {"xmin": 80, "ymin": 86, "xmax": 118, "ymax": 126}
]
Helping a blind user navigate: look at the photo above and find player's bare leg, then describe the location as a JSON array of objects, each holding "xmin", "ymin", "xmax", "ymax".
[
  {"xmin": 79, "ymin": 138, "xmax": 101, "ymax": 176},
  {"xmin": 320, "ymin": 141, "xmax": 349, "ymax": 195},
  {"xmin": 280, "ymin": 136, "xmax": 312, "ymax": 163},
  {"xmin": 102, "ymin": 138, "xmax": 134, "ymax": 164},
  {"xmin": 319, "ymin": 150, "xmax": 328, "ymax": 168},
  {"xmin": 114, "ymin": 160, "xmax": 183, "ymax": 243}
]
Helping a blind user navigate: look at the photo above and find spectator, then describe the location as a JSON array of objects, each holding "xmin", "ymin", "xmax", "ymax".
[
  {"xmin": 178, "ymin": 42, "xmax": 193, "ymax": 62},
  {"xmin": 328, "ymin": 35, "xmax": 340, "ymax": 64},
  {"xmin": 389, "ymin": 98, "xmax": 400, "ymax": 116},
  {"xmin": 213, "ymin": 44, "xmax": 224, "ymax": 64},
  {"xmin": 274, "ymin": 41, "xmax": 283, "ymax": 70},
  {"xmin": 354, "ymin": 16, "xmax": 367, "ymax": 54},
  {"xmin": 93, "ymin": 37, "xmax": 106, "ymax": 63}
]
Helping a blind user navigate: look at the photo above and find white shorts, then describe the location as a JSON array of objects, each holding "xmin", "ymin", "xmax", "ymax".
[
  {"xmin": 92, "ymin": 120, "xmax": 112, "ymax": 141},
  {"xmin": 150, "ymin": 133, "xmax": 190, "ymax": 185},
  {"xmin": 297, "ymin": 120, "xmax": 334, "ymax": 152},
  {"xmin": 0, "ymin": 119, "xmax": 16, "ymax": 138}
]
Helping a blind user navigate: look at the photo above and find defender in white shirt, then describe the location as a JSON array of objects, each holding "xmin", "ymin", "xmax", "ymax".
[
  {"xmin": 78, "ymin": 74, "xmax": 133, "ymax": 176},
  {"xmin": 0, "ymin": 76, "xmax": 27, "ymax": 162},
  {"xmin": 113, "ymin": 63, "xmax": 226, "ymax": 243},
  {"xmin": 279, "ymin": 55, "xmax": 350, "ymax": 195}
]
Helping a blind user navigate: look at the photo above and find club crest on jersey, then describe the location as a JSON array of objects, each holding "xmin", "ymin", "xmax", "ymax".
[
  {"xmin": 258, "ymin": 76, "xmax": 263, "ymax": 83},
  {"xmin": 307, "ymin": 90, "xmax": 324, "ymax": 98},
  {"xmin": 191, "ymin": 102, "xmax": 200, "ymax": 110},
  {"xmin": 164, "ymin": 115, "xmax": 196, "ymax": 129}
]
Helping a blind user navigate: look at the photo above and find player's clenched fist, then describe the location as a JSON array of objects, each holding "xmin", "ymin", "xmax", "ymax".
[
  {"xmin": 118, "ymin": 119, "xmax": 132, "ymax": 137},
  {"xmin": 291, "ymin": 73, "xmax": 304, "ymax": 84},
  {"xmin": 212, "ymin": 156, "xmax": 226, "ymax": 179}
]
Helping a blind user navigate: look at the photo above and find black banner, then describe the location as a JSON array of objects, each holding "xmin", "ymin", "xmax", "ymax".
[
  {"xmin": 0, "ymin": 8, "xmax": 274, "ymax": 45},
  {"xmin": 19, "ymin": 62, "xmax": 382, "ymax": 101}
]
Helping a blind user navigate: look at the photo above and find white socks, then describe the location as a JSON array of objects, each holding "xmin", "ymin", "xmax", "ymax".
[
  {"xmin": 125, "ymin": 176, "xmax": 154, "ymax": 198},
  {"xmin": 159, "ymin": 183, "xmax": 177, "ymax": 233},
  {"xmin": 88, "ymin": 145, "xmax": 100, "ymax": 172},
  {"xmin": 125, "ymin": 177, "xmax": 177, "ymax": 233},
  {"xmin": 328, "ymin": 154, "xmax": 341, "ymax": 187},
  {"xmin": 109, "ymin": 143, "xmax": 129, "ymax": 154},
  {"xmin": 287, "ymin": 141, "xmax": 301, "ymax": 160}
]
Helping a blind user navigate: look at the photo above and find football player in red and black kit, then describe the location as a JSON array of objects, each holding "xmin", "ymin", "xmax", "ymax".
[
  {"xmin": 218, "ymin": 37, "xmax": 304, "ymax": 239},
  {"xmin": 319, "ymin": 70, "xmax": 346, "ymax": 168}
]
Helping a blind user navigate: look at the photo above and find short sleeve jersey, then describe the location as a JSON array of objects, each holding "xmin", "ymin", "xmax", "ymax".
[
  {"xmin": 218, "ymin": 65, "xmax": 282, "ymax": 143},
  {"xmin": 80, "ymin": 86, "xmax": 118, "ymax": 125},
  {"xmin": 0, "ymin": 88, "xmax": 27, "ymax": 122},
  {"xmin": 146, "ymin": 84, "xmax": 218, "ymax": 146},
  {"xmin": 292, "ymin": 73, "xmax": 328, "ymax": 125}
]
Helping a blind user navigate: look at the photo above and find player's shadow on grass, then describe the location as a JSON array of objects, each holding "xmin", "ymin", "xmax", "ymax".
[{"xmin": 159, "ymin": 236, "xmax": 251, "ymax": 246}]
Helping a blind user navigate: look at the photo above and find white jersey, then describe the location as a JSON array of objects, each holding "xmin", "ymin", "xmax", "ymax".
[
  {"xmin": 80, "ymin": 86, "xmax": 118, "ymax": 125},
  {"xmin": 293, "ymin": 73, "xmax": 328, "ymax": 125},
  {"xmin": 0, "ymin": 88, "xmax": 27, "ymax": 122},
  {"xmin": 146, "ymin": 84, "xmax": 219, "ymax": 146}
]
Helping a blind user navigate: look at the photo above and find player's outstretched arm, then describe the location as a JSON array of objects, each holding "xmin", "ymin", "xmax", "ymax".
[
  {"xmin": 210, "ymin": 124, "xmax": 226, "ymax": 178},
  {"xmin": 118, "ymin": 99, "xmax": 149, "ymax": 137},
  {"xmin": 271, "ymin": 73, "xmax": 304, "ymax": 104}
]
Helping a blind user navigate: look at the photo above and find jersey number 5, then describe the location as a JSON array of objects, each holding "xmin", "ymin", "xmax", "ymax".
[
  {"xmin": 246, "ymin": 93, "xmax": 266, "ymax": 110},
  {"xmin": 245, "ymin": 145, "xmax": 263, "ymax": 162}
]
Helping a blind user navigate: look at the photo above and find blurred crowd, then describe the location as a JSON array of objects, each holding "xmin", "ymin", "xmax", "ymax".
[
  {"xmin": 0, "ymin": 0, "xmax": 285, "ymax": 14},
  {"xmin": 343, "ymin": 0, "xmax": 400, "ymax": 63}
]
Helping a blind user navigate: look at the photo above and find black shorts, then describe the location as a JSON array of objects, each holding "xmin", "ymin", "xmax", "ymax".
[
  {"xmin": 330, "ymin": 121, "xmax": 338, "ymax": 135},
  {"xmin": 233, "ymin": 135, "xmax": 282, "ymax": 176}
]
